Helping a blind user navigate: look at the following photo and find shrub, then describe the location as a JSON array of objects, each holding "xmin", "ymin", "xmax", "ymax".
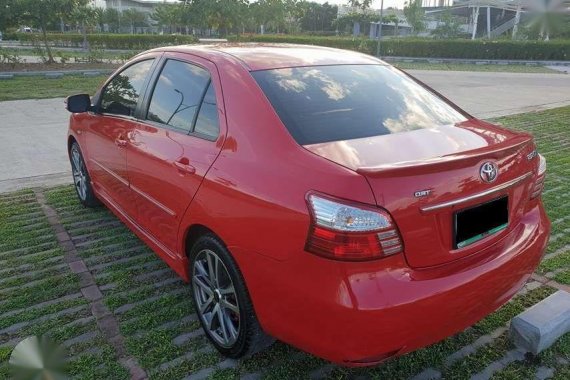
[
  {"xmin": 230, "ymin": 35, "xmax": 570, "ymax": 61},
  {"xmin": 16, "ymin": 33, "xmax": 199, "ymax": 50}
]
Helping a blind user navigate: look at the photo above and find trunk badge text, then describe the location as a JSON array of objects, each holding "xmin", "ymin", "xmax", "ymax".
[
  {"xmin": 480, "ymin": 162, "xmax": 499, "ymax": 183},
  {"xmin": 414, "ymin": 189, "xmax": 432, "ymax": 198}
]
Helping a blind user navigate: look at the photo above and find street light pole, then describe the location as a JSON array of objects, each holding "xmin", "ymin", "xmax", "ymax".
[{"xmin": 375, "ymin": 0, "xmax": 385, "ymax": 57}]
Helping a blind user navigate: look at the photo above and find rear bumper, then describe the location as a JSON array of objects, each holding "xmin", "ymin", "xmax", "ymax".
[{"xmin": 235, "ymin": 202, "xmax": 550, "ymax": 366}]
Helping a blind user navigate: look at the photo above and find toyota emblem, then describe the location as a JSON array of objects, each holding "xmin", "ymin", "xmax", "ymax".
[{"xmin": 480, "ymin": 162, "xmax": 498, "ymax": 183}]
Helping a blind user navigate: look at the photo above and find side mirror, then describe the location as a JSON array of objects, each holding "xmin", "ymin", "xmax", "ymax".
[{"xmin": 65, "ymin": 94, "xmax": 92, "ymax": 113}]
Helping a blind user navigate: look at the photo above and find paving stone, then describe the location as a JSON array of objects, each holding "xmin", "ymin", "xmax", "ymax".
[
  {"xmin": 59, "ymin": 240, "xmax": 76, "ymax": 253},
  {"xmin": 63, "ymin": 252, "xmax": 81, "ymax": 264},
  {"xmin": 77, "ymin": 271, "xmax": 95, "ymax": 287},
  {"xmin": 510, "ymin": 291, "xmax": 570, "ymax": 355},
  {"xmin": 471, "ymin": 349, "xmax": 526, "ymax": 380},
  {"xmin": 120, "ymin": 357, "xmax": 147, "ymax": 380},
  {"xmin": 89, "ymin": 300, "xmax": 111, "ymax": 319},
  {"xmin": 109, "ymin": 335, "xmax": 126, "ymax": 357},
  {"xmin": 81, "ymin": 284, "xmax": 103, "ymax": 301},
  {"xmin": 172, "ymin": 328, "xmax": 203, "ymax": 346},
  {"xmin": 68, "ymin": 260, "xmax": 88, "ymax": 274},
  {"xmin": 1, "ymin": 292, "xmax": 83, "ymax": 319},
  {"xmin": 62, "ymin": 330, "xmax": 98, "ymax": 347},
  {"xmin": 97, "ymin": 315, "xmax": 120, "ymax": 339},
  {"xmin": 535, "ymin": 366, "xmax": 555, "ymax": 380},
  {"xmin": 411, "ymin": 368, "xmax": 441, "ymax": 380},
  {"xmin": 56, "ymin": 230, "xmax": 71, "ymax": 243}
]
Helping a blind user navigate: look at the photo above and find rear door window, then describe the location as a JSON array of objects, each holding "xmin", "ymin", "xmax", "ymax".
[
  {"xmin": 146, "ymin": 59, "xmax": 212, "ymax": 134},
  {"xmin": 252, "ymin": 65, "xmax": 467, "ymax": 145}
]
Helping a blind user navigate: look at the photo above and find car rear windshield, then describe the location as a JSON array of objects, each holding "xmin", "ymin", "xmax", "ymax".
[{"xmin": 252, "ymin": 64, "xmax": 468, "ymax": 145}]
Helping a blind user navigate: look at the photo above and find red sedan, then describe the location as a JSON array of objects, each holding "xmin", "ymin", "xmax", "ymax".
[{"xmin": 65, "ymin": 44, "xmax": 549, "ymax": 366}]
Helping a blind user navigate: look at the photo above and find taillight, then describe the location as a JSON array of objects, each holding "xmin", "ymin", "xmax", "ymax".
[
  {"xmin": 531, "ymin": 154, "xmax": 546, "ymax": 199},
  {"xmin": 305, "ymin": 193, "xmax": 403, "ymax": 261}
]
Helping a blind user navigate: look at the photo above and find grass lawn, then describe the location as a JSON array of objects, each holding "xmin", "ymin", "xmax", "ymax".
[
  {"xmin": 393, "ymin": 61, "xmax": 563, "ymax": 74},
  {"xmin": 0, "ymin": 75, "xmax": 107, "ymax": 102},
  {"xmin": 0, "ymin": 107, "xmax": 569, "ymax": 379}
]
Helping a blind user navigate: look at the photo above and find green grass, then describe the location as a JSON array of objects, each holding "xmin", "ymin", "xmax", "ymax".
[
  {"xmin": 494, "ymin": 106, "xmax": 570, "ymax": 281},
  {"xmin": 393, "ymin": 61, "xmax": 563, "ymax": 73},
  {"xmin": 0, "ymin": 75, "xmax": 106, "ymax": 101},
  {"xmin": 0, "ymin": 191, "xmax": 125, "ymax": 379}
]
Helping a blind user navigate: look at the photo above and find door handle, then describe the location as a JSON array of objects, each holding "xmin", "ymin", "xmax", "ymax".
[
  {"xmin": 173, "ymin": 159, "xmax": 196, "ymax": 174},
  {"xmin": 115, "ymin": 136, "xmax": 127, "ymax": 147}
]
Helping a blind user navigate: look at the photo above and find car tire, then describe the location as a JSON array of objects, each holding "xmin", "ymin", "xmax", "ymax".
[
  {"xmin": 189, "ymin": 234, "xmax": 274, "ymax": 358},
  {"xmin": 69, "ymin": 141, "xmax": 99, "ymax": 208}
]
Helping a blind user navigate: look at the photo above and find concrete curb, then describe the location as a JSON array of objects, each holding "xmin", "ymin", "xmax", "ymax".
[
  {"xmin": 382, "ymin": 56, "xmax": 570, "ymax": 66},
  {"xmin": 0, "ymin": 69, "xmax": 115, "ymax": 77}
]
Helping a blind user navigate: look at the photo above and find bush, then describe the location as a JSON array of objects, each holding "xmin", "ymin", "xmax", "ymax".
[
  {"xmin": 16, "ymin": 33, "xmax": 199, "ymax": 50},
  {"xmin": 230, "ymin": 35, "xmax": 570, "ymax": 61}
]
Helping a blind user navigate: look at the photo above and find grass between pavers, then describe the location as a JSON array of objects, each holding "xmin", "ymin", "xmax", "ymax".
[
  {"xmin": 1, "ymin": 106, "xmax": 569, "ymax": 379},
  {"xmin": 493, "ymin": 106, "xmax": 570, "ymax": 281},
  {"xmin": 0, "ymin": 75, "xmax": 107, "ymax": 102},
  {"xmin": 0, "ymin": 190, "xmax": 128, "ymax": 379},
  {"xmin": 393, "ymin": 61, "xmax": 563, "ymax": 74}
]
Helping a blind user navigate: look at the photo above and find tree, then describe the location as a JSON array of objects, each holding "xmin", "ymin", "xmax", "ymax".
[
  {"xmin": 250, "ymin": 0, "xmax": 286, "ymax": 34},
  {"xmin": 0, "ymin": 0, "xmax": 16, "ymax": 33},
  {"xmin": 431, "ymin": 9, "xmax": 461, "ymax": 39},
  {"xmin": 16, "ymin": 0, "xmax": 89, "ymax": 64},
  {"xmin": 347, "ymin": 0, "xmax": 372, "ymax": 10},
  {"xmin": 299, "ymin": 1, "xmax": 338, "ymax": 33},
  {"xmin": 152, "ymin": 3, "xmax": 181, "ymax": 34},
  {"xmin": 121, "ymin": 8, "xmax": 147, "ymax": 34},
  {"xmin": 69, "ymin": 5, "xmax": 99, "ymax": 50},
  {"xmin": 102, "ymin": 8, "xmax": 120, "ymax": 33},
  {"xmin": 403, "ymin": 0, "xmax": 425, "ymax": 35}
]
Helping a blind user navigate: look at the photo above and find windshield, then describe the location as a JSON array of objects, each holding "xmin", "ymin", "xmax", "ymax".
[{"xmin": 252, "ymin": 64, "xmax": 468, "ymax": 145}]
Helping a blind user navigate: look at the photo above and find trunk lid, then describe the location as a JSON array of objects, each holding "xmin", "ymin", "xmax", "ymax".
[{"xmin": 304, "ymin": 119, "xmax": 538, "ymax": 268}]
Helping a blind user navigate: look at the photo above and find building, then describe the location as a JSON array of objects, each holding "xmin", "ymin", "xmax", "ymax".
[{"xmin": 101, "ymin": 0, "xmax": 176, "ymax": 14}]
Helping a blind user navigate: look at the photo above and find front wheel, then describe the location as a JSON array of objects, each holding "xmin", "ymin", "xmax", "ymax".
[
  {"xmin": 69, "ymin": 142, "xmax": 99, "ymax": 208},
  {"xmin": 189, "ymin": 234, "xmax": 274, "ymax": 358}
]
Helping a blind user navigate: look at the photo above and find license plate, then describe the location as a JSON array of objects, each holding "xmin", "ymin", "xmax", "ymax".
[{"xmin": 454, "ymin": 196, "xmax": 508, "ymax": 249}]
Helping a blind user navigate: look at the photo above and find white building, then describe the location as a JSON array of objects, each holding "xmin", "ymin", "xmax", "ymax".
[{"xmin": 93, "ymin": 0, "xmax": 178, "ymax": 14}]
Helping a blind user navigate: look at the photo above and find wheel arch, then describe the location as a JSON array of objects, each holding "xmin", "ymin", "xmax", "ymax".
[{"xmin": 67, "ymin": 135, "xmax": 77, "ymax": 154}]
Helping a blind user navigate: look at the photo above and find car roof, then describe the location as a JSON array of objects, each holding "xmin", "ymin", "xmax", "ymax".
[{"xmin": 149, "ymin": 43, "xmax": 385, "ymax": 71}]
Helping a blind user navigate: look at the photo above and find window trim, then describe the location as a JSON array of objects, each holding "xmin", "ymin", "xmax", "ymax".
[
  {"xmin": 141, "ymin": 57, "xmax": 219, "ymax": 142},
  {"xmin": 94, "ymin": 57, "xmax": 159, "ymax": 120}
]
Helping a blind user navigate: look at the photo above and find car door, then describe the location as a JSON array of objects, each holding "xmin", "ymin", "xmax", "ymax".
[
  {"xmin": 85, "ymin": 58, "xmax": 157, "ymax": 218},
  {"xmin": 127, "ymin": 55, "xmax": 226, "ymax": 256}
]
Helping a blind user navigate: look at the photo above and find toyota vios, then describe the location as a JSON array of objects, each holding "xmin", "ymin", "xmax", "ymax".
[{"xmin": 65, "ymin": 44, "xmax": 549, "ymax": 366}]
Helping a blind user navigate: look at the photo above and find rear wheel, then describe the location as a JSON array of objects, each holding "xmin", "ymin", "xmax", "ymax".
[
  {"xmin": 189, "ymin": 234, "xmax": 274, "ymax": 358},
  {"xmin": 69, "ymin": 142, "xmax": 99, "ymax": 208}
]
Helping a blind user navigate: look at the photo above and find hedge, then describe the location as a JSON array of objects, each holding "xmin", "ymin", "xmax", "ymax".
[
  {"xmin": 230, "ymin": 35, "xmax": 570, "ymax": 61},
  {"xmin": 17, "ymin": 33, "xmax": 199, "ymax": 50}
]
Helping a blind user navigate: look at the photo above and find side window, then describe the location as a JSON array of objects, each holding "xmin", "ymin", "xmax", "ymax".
[
  {"xmin": 146, "ymin": 60, "xmax": 210, "ymax": 133},
  {"xmin": 100, "ymin": 59, "xmax": 154, "ymax": 117},
  {"xmin": 194, "ymin": 82, "xmax": 220, "ymax": 139}
]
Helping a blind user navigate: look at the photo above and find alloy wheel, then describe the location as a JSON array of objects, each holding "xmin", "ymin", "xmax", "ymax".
[
  {"xmin": 70, "ymin": 146, "xmax": 87, "ymax": 201},
  {"xmin": 193, "ymin": 249, "xmax": 241, "ymax": 348}
]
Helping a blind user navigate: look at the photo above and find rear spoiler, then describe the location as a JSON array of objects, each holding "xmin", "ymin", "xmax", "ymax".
[{"xmin": 356, "ymin": 136, "xmax": 532, "ymax": 177}]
